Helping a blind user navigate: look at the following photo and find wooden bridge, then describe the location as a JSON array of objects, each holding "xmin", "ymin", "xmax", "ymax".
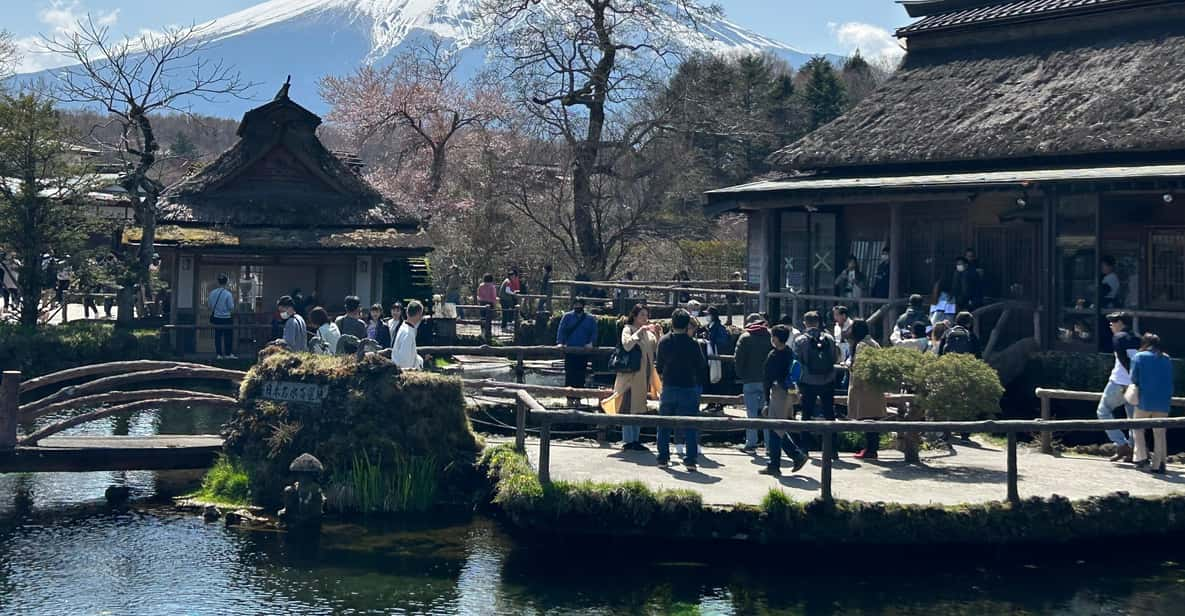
[{"xmin": 0, "ymin": 362, "xmax": 244, "ymax": 473}]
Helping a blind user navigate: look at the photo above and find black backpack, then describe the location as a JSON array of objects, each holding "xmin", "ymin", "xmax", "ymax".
[
  {"xmin": 803, "ymin": 332, "xmax": 835, "ymax": 375},
  {"xmin": 942, "ymin": 326, "xmax": 976, "ymax": 356}
]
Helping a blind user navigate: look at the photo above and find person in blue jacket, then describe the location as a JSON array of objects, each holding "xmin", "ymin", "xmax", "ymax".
[
  {"xmin": 1129, "ymin": 333, "xmax": 1175, "ymax": 474},
  {"xmin": 557, "ymin": 298, "xmax": 598, "ymax": 405}
]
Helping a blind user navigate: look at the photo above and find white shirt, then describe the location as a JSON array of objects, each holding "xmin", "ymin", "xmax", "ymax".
[
  {"xmin": 392, "ymin": 320, "xmax": 423, "ymax": 370},
  {"xmin": 317, "ymin": 323, "xmax": 341, "ymax": 355},
  {"xmin": 388, "ymin": 318, "xmax": 404, "ymax": 344}
]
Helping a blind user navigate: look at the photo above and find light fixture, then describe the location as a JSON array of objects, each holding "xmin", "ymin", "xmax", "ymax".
[{"xmin": 1163, "ymin": 193, "xmax": 1175, "ymax": 204}]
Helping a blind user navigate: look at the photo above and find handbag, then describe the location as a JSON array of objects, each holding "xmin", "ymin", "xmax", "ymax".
[
  {"xmin": 609, "ymin": 343, "xmax": 642, "ymax": 373},
  {"xmin": 1124, "ymin": 384, "xmax": 1140, "ymax": 407}
]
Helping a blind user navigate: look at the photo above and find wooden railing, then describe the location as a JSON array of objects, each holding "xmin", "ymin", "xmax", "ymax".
[
  {"xmin": 512, "ymin": 389, "xmax": 1185, "ymax": 506},
  {"xmin": 1035, "ymin": 388, "xmax": 1185, "ymax": 454}
]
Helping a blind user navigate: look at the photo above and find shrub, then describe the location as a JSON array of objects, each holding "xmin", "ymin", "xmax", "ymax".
[
  {"xmin": 850, "ymin": 346, "xmax": 935, "ymax": 392},
  {"xmin": 225, "ymin": 352, "xmax": 483, "ymax": 508},
  {"xmin": 914, "ymin": 353, "xmax": 1005, "ymax": 421},
  {"xmin": 0, "ymin": 322, "xmax": 163, "ymax": 376}
]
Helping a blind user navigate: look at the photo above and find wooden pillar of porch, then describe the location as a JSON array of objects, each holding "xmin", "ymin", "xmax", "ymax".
[
  {"xmin": 763, "ymin": 210, "xmax": 783, "ymax": 320},
  {"xmin": 887, "ymin": 203, "xmax": 903, "ymax": 342}
]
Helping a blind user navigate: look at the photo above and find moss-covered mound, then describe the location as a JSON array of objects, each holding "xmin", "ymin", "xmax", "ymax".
[
  {"xmin": 481, "ymin": 445, "xmax": 1185, "ymax": 545},
  {"xmin": 224, "ymin": 352, "xmax": 483, "ymax": 509}
]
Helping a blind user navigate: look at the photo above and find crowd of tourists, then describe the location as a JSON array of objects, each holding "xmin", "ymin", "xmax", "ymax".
[{"xmin": 206, "ymin": 275, "xmax": 426, "ymax": 370}]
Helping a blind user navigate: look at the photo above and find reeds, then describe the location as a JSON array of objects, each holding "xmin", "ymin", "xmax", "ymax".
[{"xmin": 328, "ymin": 451, "xmax": 438, "ymax": 513}]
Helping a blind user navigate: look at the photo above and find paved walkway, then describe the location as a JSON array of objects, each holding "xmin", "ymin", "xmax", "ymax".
[{"xmin": 503, "ymin": 437, "xmax": 1185, "ymax": 506}]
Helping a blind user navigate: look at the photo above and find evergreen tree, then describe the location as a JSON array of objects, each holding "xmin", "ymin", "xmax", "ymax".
[
  {"xmin": 842, "ymin": 50, "xmax": 879, "ymax": 105},
  {"xmin": 170, "ymin": 131, "xmax": 198, "ymax": 159},
  {"xmin": 800, "ymin": 56, "xmax": 847, "ymax": 131}
]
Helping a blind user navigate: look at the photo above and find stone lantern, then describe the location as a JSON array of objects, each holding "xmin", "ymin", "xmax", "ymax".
[{"xmin": 278, "ymin": 452, "xmax": 325, "ymax": 533}]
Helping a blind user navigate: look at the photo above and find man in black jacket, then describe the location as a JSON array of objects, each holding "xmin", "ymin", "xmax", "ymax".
[
  {"xmin": 760, "ymin": 325, "xmax": 810, "ymax": 476},
  {"xmin": 655, "ymin": 309, "xmax": 708, "ymax": 472}
]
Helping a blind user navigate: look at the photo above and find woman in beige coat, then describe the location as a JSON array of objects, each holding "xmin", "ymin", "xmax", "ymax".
[
  {"xmin": 846, "ymin": 319, "xmax": 888, "ymax": 460},
  {"xmin": 613, "ymin": 304, "xmax": 661, "ymax": 451}
]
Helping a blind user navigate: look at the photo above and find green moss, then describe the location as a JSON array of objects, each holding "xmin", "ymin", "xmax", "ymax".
[
  {"xmin": 226, "ymin": 352, "xmax": 483, "ymax": 509},
  {"xmin": 0, "ymin": 322, "xmax": 163, "ymax": 376},
  {"xmin": 191, "ymin": 455, "xmax": 252, "ymax": 506}
]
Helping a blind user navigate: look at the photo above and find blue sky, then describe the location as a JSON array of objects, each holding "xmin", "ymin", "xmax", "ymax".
[{"xmin": 5, "ymin": 0, "xmax": 911, "ymax": 72}]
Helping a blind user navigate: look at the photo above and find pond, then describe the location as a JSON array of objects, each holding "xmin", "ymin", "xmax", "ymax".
[{"xmin": 4, "ymin": 406, "xmax": 1185, "ymax": 614}]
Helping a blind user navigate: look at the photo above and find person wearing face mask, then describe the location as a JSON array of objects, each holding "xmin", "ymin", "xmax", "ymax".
[
  {"xmin": 872, "ymin": 247, "xmax": 891, "ymax": 298},
  {"xmin": 557, "ymin": 298, "xmax": 598, "ymax": 406},
  {"xmin": 277, "ymin": 295, "xmax": 308, "ymax": 351},
  {"xmin": 951, "ymin": 256, "xmax": 983, "ymax": 311}
]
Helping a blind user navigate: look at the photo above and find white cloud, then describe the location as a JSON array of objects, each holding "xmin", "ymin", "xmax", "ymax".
[
  {"xmin": 16, "ymin": 1, "xmax": 121, "ymax": 73},
  {"xmin": 830, "ymin": 22, "xmax": 905, "ymax": 67}
]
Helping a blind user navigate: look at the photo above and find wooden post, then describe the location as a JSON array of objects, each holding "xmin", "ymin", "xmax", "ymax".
[
  {"xmin": 1006, "ymin": 431, "xmax": 1020, "ymax": 505},
  {"xmin": 887, "ymin": 203, "xmax": 902, "ymax": 341},
  {"xmin": 515, "ymin": 396, "xmax": 527, "ymax": 453},
  {"xmin": 791, "ymin": 297, "xmax": 800, "ymax": 326},
  {"xmin": 538, "ymin": 422, "xmax": 551, "ymax": 484},
  {"xmin": 820, "ymin": 432, "xmax": 834, "ymax": 505},
  {"xmin": 0, "ymin": 371, "xmax": 19, "ymax": 451},
  {"xmin": 1039, "ymin": 395, "xmax": 1053, "ymax": 454}
]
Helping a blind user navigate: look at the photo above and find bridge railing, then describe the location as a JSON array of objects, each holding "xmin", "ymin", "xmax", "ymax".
[
  {"xmin": 512, "ymin": 389, "xmax": 1185, "ymax": 506},
  {"xmin": 1, "ymin": 362, "xmax": 247, "ymax": 450}
]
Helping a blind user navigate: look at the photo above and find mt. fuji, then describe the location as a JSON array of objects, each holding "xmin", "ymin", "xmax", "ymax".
[{"xmin": 26, "ymin": 0, "xmax": 841, "ymax": 118}]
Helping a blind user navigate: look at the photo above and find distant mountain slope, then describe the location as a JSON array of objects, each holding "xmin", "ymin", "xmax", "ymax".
[{"xmin": 20, "ymin": 0, "xmax": 843, "ymax": 118}]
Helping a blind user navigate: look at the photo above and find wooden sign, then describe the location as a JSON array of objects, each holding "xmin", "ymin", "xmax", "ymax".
[{"xmin": 261, "ymin": 381, "xmax": 328, "ymax": 405}]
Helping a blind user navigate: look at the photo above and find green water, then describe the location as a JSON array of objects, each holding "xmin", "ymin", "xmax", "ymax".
[{"xmin": 5, "ymin": 407, "xmax": 1185, "ymax": 614}]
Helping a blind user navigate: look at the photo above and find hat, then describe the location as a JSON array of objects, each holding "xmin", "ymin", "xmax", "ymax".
[
  {"xmin": 1106, "ymin": 311, "xmax": 1132, "ymax": 326},
  {"xmin": 686, "ymin": 299, "xmax": 702, "ymax": 310},
  {"xmin": 745, "ymin": 313, "xmax": 766, "ymax": 325}
]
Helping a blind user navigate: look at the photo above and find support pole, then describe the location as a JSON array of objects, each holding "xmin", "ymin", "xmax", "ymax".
[
  {"xmin": 1039, "ymin": 395, "xmax": 1053, "ymax": 454},
  {"xmin": 0, "ymin": 371, "xmax": 20, "ymax": 451},
  {"xmin": 1007, "ymin": 431, "xmax": 1020, "ymax": 505},
  {"xmin": 887, "ymin": 203, "xmax": 902, "ymax": 343},
  {"xmin": 821, "ymin": 433, "xmax": 834, "ymax": 505},
  {"xmin": 515, "ymin": 396, "xmax": 527, "ymax": 453},
  {"xmin": 538, "ymin": 422, "xmax": 551, "ymax": 484}
]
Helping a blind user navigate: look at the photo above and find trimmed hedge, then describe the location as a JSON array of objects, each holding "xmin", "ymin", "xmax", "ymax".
[
  {"xmin": 1024, "ymin": 351, "xmax": 1185, "ymax": 392},
  {"xmin": 480, "ymin": 444, "xmax": 1185, "ymax": 545},
  {"xmin": 0, "ymin": 322, "xmax": 163, "ymax": 377},
  {"xmin": 225, "ymin": 352, "xmax": 483, "ymax": 508}
]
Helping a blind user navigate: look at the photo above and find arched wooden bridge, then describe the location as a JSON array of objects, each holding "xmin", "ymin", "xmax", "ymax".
[{"xmin": 0, "ymin": 362, "xmax": 244, "ymax": 472}]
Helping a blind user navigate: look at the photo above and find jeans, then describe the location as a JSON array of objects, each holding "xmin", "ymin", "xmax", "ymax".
[
  {"xmin": 742, "ymin": 382, "xmax": 768, "ymax": 449},
  {"xmin": 768, "ymin": 430, "xmax": 805, "ymax": 470},
  {"xmin": 622, "ymin": 425, "xmax": 641, "ymax": 444},
  {"xmin": 211, "ymin": 316, "xmax": 234, "ymax": 356},
  {"xmin": 657, "ymin": 386, "xmax": 700, "ymax": 465},
  {"xmin": 798, "ymin": 381, "xmax": 836, "ymax": 453},
  {"xmin": 1096, "ymin": 381, "xmax": 1133, "ymax": 447}
]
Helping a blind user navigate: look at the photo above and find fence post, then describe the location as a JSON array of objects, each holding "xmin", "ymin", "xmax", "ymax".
[
  {"xmin": 538, "ymin": 422, "xmax": 552, "ymax": 484},
  {"xmin": 1007, "ymin": 431, "xmax": 1020, "ymax": 505},
  {"xmin": 0, "ymin": 370, "xmax": 20, "ymax": 451},
  {"xmin": 515, "ymin": 396, "xmax": 527, "ymax": 453},
  {"xmin": 1039, "ymin": 394, "xmax": 1053, "ymax": 454},
  {"xmin": 820, "ymin": 431, "xmax": 834, "ymax": 505}
]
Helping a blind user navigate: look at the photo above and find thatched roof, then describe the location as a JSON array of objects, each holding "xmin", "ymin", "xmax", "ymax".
[
  {"xmin": 769, "ymin": 21, "xmax": 1185, "ymax": 171},
  {"xmin": 159, "ymin": 87, "xmax": 416, "ymax": 228},
  {"xmin": 124, "ymin": 225, "xmax": 433, "ymax": 252},
  {"xmin": 898, "ymin": 0, "xmax": 1136, "ymax": 33}
]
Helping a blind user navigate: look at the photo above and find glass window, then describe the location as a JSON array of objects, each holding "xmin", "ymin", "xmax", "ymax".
[
  {"xmin": 780, "ymin": 212, "xmax": 836, "ymax": 295},
  {"xmin": 1149, "ymin": 230, "xmax": 1185, "ymax": 310}
]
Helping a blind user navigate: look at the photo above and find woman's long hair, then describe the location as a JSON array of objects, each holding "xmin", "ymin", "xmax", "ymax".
[{"xmin": 622, "ymin": 303, "xmax": 649, "ymax": 328}]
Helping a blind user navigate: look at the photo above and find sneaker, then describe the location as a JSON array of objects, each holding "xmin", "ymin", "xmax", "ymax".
[
  {"xmin": 684, "ymin": 463, "xmax": 698, "ymax": 473},
  {"xmin": 854, "ymin": 449, "xmax": 878, "ymax": 460},
  {"xmin": 1149, "ymin": 462, "xmax": 1167, "ymax": 475},
  {"xmin": 1134, "ymin": 459, "xmax": 1151, "ymax": 469},
  {"xmin": 227, "ymin": 354, "xmax": 238, "ymax": 360},
  {"xmin": 215, "ymin": 355, "xmax": 224, "ymax": 360},
  {"xmin": 790, "ymin": 452, "xmax": 810, "ymax": 473},
  {"xmin": 758, "ymin": 466, "xmax": 781, "ymax": 477},
  {"xmin": 656, "ymin": 457, "xmax": 670, "ymax": 468},
  {"xmin": 741, "ymin": 445, "xmax": 758, "ymax": 453}
]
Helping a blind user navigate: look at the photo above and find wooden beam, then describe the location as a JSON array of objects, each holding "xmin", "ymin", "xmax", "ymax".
[
  {"xmin": 0, "ymin": 435, "xmax": 222, "ymax": 473},
  {"xmin": 1007, "ymin": 431, "xmax": 1020, "ymax": 505},
  {"xmin": 887, "ymin": 203, "xmax": 903, "ymax": 340},
  {"xmin": 0, "ymin": 371, "xmax": 19, "ymax": 451}
]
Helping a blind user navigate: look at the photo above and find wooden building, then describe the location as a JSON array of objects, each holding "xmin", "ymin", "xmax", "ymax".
[
  {"xmin": 126, "ymin": 83, "xmax": 433, "ymax": 354},
  {"xmin": 707, "ymin": 0, "xmax": 1185, "ymax": 356}
]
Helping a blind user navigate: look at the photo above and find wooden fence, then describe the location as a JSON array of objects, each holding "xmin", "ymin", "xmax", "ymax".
[{"xmin": 512, "ymin": 389, "xmax": 1185, "ymax": 506}]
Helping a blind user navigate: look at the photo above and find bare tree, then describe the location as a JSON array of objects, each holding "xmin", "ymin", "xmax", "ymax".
[
  {"xmin": 0, "ymin": 30, "xmax": 18, "ymax": 82},
  {"xmin": 481, "ymin": 0, "xmax": 716, "ymax": 280},
  {"xmin": 43, "ymin": 18, "xmax": 251, "ymax": 323},
  {"xmin": 321, "ymin": 36, "xmax": 506, "ymax": 214}
]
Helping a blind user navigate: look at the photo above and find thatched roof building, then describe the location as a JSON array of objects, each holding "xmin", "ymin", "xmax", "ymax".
[
  {"xmin": 707, "ymin": 0, "xmax": 1185, "ymax": 359},
  {"xmin": 141, "ymin": 81, "xmax": 434, "ymax": 357}
]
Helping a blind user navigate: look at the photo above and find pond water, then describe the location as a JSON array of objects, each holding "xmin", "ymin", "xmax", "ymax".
[{"xmin": 5, "ymin": 405, "xmax": 1185, "ymax": 614}]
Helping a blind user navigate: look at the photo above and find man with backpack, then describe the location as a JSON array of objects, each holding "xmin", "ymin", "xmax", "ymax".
[
  {"xmin": 794, "ymin": 311, "xmax": 842, "ymax": 457},
  {"xmin": 938, "ymin": 311, "xmax": 981, "ymax": 357},
  {"xmin": 895, "ymin": 294, "xmax": 931, "ymax": 335},
  {"xmin": 557, "ymin": 298, "xmax": 597, "ymax": 405},
  {"xmin": 760, "ymin": 325, "xmax": 810, "ymax": 476},
  {"xmin": 734, "ymin": 313, "xmax": 773, "ymax": 453}
]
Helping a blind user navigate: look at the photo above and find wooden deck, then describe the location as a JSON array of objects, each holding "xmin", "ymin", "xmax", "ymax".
[{"xmin": 0, "ymin": 435, "xmax": 223, "ymax": 473}]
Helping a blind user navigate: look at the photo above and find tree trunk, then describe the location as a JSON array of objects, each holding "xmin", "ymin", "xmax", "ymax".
[
  {"xmin": 18, "ymin": 252, "xmax": 42, "ymax": 328},
  {"xmin": 570, "ymin": 140, "xmax": 603, "ymax": 279}
]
